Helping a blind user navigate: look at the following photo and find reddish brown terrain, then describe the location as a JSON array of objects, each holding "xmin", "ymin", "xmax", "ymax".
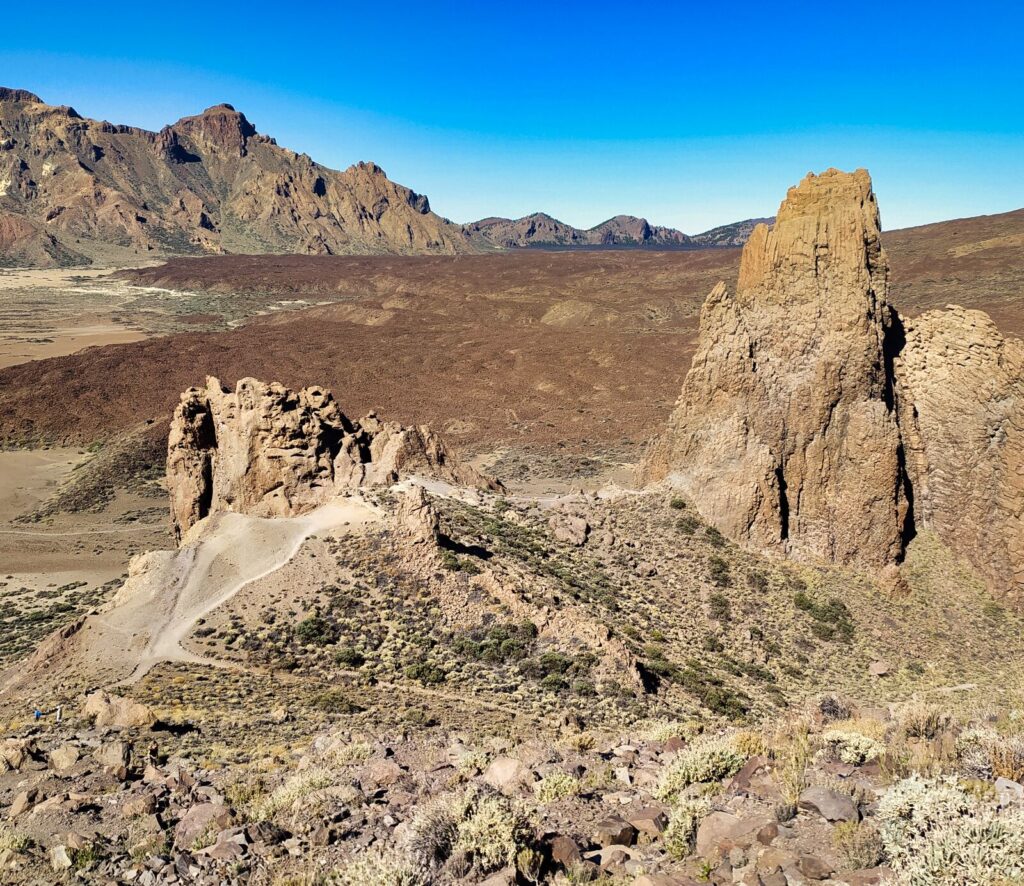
[{"xmin": 1, "ymin": 206, "xmax": 1022, "ymax": 454}]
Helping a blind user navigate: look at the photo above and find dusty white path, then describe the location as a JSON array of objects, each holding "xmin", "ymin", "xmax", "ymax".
[
  {"xmin": 1, "ymin": 497, "xmax": 381, "ymax": 695},
  {"xmin": 119, "ymin": 499, "xmax": 381, "ymax": 684}
]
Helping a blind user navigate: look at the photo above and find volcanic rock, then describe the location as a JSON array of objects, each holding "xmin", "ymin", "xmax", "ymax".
[
  {"xmin": 0, "ymin": 87, "xmax": 472, "ymax": 266},
  {"xmin": 641, "ymin": 169, "xmax": 910, "ymax": 568},
  {"xmin": 167, "ymin": 376, "xmax": 498, "ymax": 540},
  {"xmin": 896, "ymin": 306, "xmax": 1024, "ymax": 602}
]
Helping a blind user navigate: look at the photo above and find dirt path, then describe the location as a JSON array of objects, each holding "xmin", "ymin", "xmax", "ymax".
[{"xmin": 117, "ymin": 499, "xmax": 381, "ymax": 685}]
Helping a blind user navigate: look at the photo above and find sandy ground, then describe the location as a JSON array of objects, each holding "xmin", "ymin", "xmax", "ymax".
[
  {"xmin": 0, "ymin": 447, "xmax": 84, "ymax": 516},
  {"xmin": 0, "ymin": 267, "xmax": 153, "ymax": 368}
]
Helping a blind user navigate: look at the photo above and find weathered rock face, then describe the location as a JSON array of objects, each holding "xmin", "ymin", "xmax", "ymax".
[
  {"xmin": 167, "ymin": 377, "xmax": 498, "ymax": 541},
  {"xmin": 641, "ymin": 169, "xmax": 910, "ymax": 567},
  {"xmin": 0, "ymin": 88, "xmax": 473, "ymax": 266},
  {"xmin": 896, "ymin": 307, "xmax": 1024, "ymax": 602}
]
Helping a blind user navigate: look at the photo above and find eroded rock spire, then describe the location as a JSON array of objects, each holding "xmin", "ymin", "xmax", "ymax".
[{"xmin": 641, "ymin": 169, "xmax": 910, "ymax": 568}]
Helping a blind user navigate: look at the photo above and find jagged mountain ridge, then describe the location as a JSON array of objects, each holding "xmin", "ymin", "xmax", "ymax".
[
  {"xmin": 466, "ymin": 211, "xmax": 774, "ymax": 250},
  {"xmin": 0, "ymin": 87, "xmax": 473, "ymax": 265}
]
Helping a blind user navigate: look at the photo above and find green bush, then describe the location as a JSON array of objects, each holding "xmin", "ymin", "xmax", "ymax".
[
  {"xmin": 405, "ymin": 662, "xmax": 447, "ymax": 685},
  {"xmin": 708, "ymin": 590, "xmax": 731, "ymax": 620},
  {"xmin": 676, "ymin": 515, "xmax": 700, "ymax": 535},
  {"xmin": 295, "ymin": 614, "xmax": 338, "ymax": 646},
  {"xmin": 669, "ymin": 497, "xmax": 687, "ymax": 510},
  {"xmin": 333, "ymin": 647, "xmax": 365, "ymax": 668}
]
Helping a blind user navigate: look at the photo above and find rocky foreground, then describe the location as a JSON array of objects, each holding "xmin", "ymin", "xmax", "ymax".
[{"xmin": 2, "ymin": 692, "xmax": 1023, "ymax": 885}]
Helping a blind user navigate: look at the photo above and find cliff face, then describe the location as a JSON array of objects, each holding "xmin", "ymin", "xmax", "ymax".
[
  {"xmin": 643, "ymin": 167, "xmax": 1024, "ymax": 601},
  {"xmin": 897, "ymin": 307, "xmax": 1024, "ymax": 603},
  {"xmin": 167, "ymin": 377, "xmax": 498, "ymax": 542},
  {"xmin": 641, "ymin": 169, "xmax": 910, "ymax": 568},
  {"xmin": 0, "ymin": 90, "xmax": 473, "ymax": 266}
]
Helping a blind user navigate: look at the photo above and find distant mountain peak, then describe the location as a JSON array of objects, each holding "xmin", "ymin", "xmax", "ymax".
[{"xmin": 0, "ymin": 87, "xmax": 43, "ymax": 104}]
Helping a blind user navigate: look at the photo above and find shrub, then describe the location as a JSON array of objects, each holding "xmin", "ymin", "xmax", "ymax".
[
  {"xmin": 655, "ymin": 735, "xmax": 746, "ymax": 803},
  {"xmin": 331, "ymin": 848, "xmax": 428, "ymax": 885},
  {"xmin": 877, "ymin": 774, "xmax": 974, "ymax": 861},
  {"xmin": 252, "ymin": 765, "xmax": 335, "ymax": 820},
  {"xmin": 704, "ymin": 526, "xmax": 727, "ymax": 548},
  {"xmin": 897, "ymin": 702, "xmax": 951, "ymax": 740},
  {"xmin": 333, "ymin": 646, "xmax": 365, "ymax": 667},
  {"xmin": 879, "ymin": 774, "xmax": 1024, "ymax": 885},
  {"xmin": 0, "ymin": 826, "xmax": 31, "ymax": 853},
  {"xmin": 405, "ymin": 662, "xmax": 446, "ymax": 685},
  {"xmin": 312, "ymin": 689, "xmax": 363, "ymax": 714},
  {"xmin": 669, "ymin": 497, "xmax": 687, "ymax": 510},
  {"xmin": 819, "ymin": 695, "xmax": 851, "ymax": 723},
  {"xmin": 821, "ymin": 729, "xmax": 886, "ymax": 765},
  {"xmin": 295, "ymin": 614, "xmax": 337, "ymax": 646},
  {"xmin": 454, "ymin": 789, "xmax": 534, "ymax": 873},
  {"xmin": 676, "ymin": 515, "xmax": 700, "ymax": 535},
  {"xmin": 534, "ymin": 771, "xmax": 581, "ymax": 803},
  {"xmin": 409, "ymin": 788, "xmax": 533, "ymax": 875},
  {"xmin": 708, "ymin": 589, "xmax": 731, "ymax": 619},
  {"xmin": 956, "ymin": 726, "xmax": 1024, "ymax": 781},
  {"xmin": 793, "ymin": 591, "xmax": 854, "ymax": 641},
  {"xmin": 664, "ymin": 796, "xmax": 712, "ymax": 860},
  {"xmin": 643, "ymin": 719, "xmax": 703, "ymax": 742},
  {"xmin": 832, "ymin": 821, "xmax": 884, "ymax": 870}
]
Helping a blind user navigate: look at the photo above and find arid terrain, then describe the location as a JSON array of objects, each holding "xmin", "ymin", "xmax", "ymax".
[{"xmin": 2, "ymin": 155, "xmax": 1024, "ymax": 886}]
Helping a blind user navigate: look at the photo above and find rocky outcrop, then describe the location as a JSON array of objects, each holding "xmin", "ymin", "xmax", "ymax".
[
  {"xmin": 896, "ymin": 307, "xmax": 1024, "ymax": 602},
  {"xmin": 642, "ymin": 169, "xmax": 910, "ymax": 568},
  {"xmin": 167, "ymin": 377, "xmax": 498, "ymax": 541},
  {"xmin": 642, "ymin": 168, "xmax": 1024, "ymax": 601},
  {"xmin": 0, "ymin": 88, "xmax": 473, "ymax": 266}
]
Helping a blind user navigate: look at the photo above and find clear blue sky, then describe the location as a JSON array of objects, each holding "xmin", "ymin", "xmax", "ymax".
[{"xmin": 3, "ymin": 1, "xmax": 1022, "ymax": 232}]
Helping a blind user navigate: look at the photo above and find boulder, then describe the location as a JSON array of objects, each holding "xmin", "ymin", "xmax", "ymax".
[
  {"xmin": 593, "ymin": 816, "xmax": 637, "ymax": 847},
  {"xmin": 483, "ymin": 756, "xmax": 525, "ymax": 791},
  {"xmin": 48, "ymin": 744, "xmax": 80, "ymax": 773},
  {"xmin": 83, "ymin": 691, "xmax": 156, "ymax": 729},
  {"xmin": 174, "ymin": 803, "xmax": 235, "ymax": 849},
  {"xmin": 798, "ymin": 854, "xmax": 835, "ymax": 880},
  {"xmin": 799, "ymin": 786, "xmax": 859, "ymax": 822}
]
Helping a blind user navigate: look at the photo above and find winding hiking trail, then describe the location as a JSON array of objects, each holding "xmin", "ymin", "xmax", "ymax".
[{"xmin": 0, "ymin": 497, "xmax": 381, "ymax": 696}]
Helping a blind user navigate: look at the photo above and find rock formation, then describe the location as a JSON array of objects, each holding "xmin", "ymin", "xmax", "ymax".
[
  {"xmin": 643, "ymin": 167, "xmax": 1024, "ymax": 601},
  {"xmin": 167, "ymin": 377, "xmax": 499, "ymax": 541},
  {"xmin": 896, "ymin": 307, "xmax": 1024, "ymax": 603},
  {"xmin": 641, "ymin": 169, "xmax": 910, "ymax": 568},
  {"xmin": 0, "ymin": 88, "xmax": 472, "ymax": 266}
]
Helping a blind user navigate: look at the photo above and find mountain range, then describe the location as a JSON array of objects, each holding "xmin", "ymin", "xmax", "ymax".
[{"xmin": 0, "ymin": 87, "xmax": 768, "ymax": 266}]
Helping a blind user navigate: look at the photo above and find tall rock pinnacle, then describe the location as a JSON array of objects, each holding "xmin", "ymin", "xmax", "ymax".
[{"xmin": 641, "ymin": 169, "xmax": 910, "ymax": 568}]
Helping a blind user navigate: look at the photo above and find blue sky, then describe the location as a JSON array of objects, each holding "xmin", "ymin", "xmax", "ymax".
[{"xmin": 3, "ymin": 1, "xmax": 1022, "ymax": 231}]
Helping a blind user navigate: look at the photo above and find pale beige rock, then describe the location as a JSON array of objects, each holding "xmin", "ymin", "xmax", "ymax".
[
  {"xmin": 83, "ymin": 691, "xmax": 156, "ymax": 730},
  {"xmin": 896, "ymin": 306, "xmax": 1024, "ymax": 602},
  {"xmin": 167, "ymin": 376, "xmax": 499, "ymax": 540},
  {"xmin": 642, "ymin": 169, "xmax": 909, "ymax": 568}
]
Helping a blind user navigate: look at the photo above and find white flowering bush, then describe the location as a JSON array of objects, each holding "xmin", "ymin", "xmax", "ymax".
[
  {"xmin": 330, "ymin": 848, "xmax": 428, "ymax": 886},
  {"xmin": 879, "ymin": 774, "xmax": 1024, "ymax": 885},
  {"xmin": 820, "ymin": 728, "xmax": 885, "ymax": 765},
  {"xmin": 663, "ymin": 795, "xmax": 713, "ymax": 860},
  {"xmin": 655, "ymin": 734, "xmax": 746, "ymax": 803},
  {"xmin": 534, "ymin": 770, "xmax": 581, "ymax": 803},
  {"xmin": 407, "ymin": 786, "xmax": 533, "ymax": 875}
]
